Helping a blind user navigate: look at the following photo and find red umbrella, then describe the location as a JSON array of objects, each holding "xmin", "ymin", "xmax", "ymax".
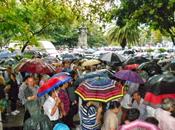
[
  {"xmin": 124, "ymin": 64, "xmax": 139, "ymax": 70},
  {"xmin": 37, "ymin": 77, "xmax": 62, "ymax": 97},
  {"xmin": 18, "ymin": 58, "xmax": 55, "ymax": 75}
]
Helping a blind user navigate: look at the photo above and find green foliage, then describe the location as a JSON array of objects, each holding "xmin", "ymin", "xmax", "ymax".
[
  {"xmin": 147, "ymin": 48, "xmax": 154, "ymax": 53},
  {"xmin": 111, "ymin": 0, "xmax": 175, "ymax": 44},
  {"xmin": 151, "ymin": 30, "xmax": 163, "ymax": 44},
  {"xmin": 159, "ymin": 48, "xmax": 166, "ymax": 53},
  {"xmin": 106, "ymin": 23, "xmax": 140, "ymax": 49}
]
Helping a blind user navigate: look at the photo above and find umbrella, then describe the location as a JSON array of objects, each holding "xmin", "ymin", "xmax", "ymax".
[
  {"xmin": 37, "ymin": 77, "xmax": 62, "ymax": 97},
  {"xmin": 81, "ymin": 59, "xmax": 101, "ymax": 67},
  {"xmin": 163, "ymin": 59, "xmax": 175, "ymax": 72},
  {"xmin": 145, "ymin": 73, "xmax": 175, "ymax": 95},
  {"xmin": 124, "ymin": 64, "xmax": 139, "ymax": 70},
  {"xmin": 52, "ymin": 72, "xmax": 72, "ymax": 84},
  {"xmin": 124, "ymin": 56, "xmax": 150, "ymax": 65},
  {"xmin": 61, "ymin": 53, "xmax": 76, "ymax": 61},
  {"xmin": 114, "ymin": 70, "xmax": 144, "ymax": 84},
  {"xmin": 0, "ymin": 66, "xmax": 6, "ymax": 71},
  {"xmin": 144, "ymin": 73, "xmax": 175, "ymax": 106},
  {"xmin": 73, "ymin": 69, "xmax": 115, "ymax": 88},
  {"xmin": 100, "ymin": 52, "xmax": 125, "ymax": 64},
  {"xmin": 18, "ymin": 58, "xmax": 55, "ymax": 75},
  {"xmin": 75, "ymin": 77, "xmax": 123, "ymax": 102},
  {"xmin": 0, "ymin": 50, "xmax": 12, "ymax": 59},
  {"xmin": 138, "ymin": 62, "xmax": 162, "ymax": 76},
  {"xmin": 119, "ymin": 120, "xmax": 160, "ymax": 130}
]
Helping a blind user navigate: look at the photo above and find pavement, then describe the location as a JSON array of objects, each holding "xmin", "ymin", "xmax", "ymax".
[{"xmin": 3, "ymin": 107, "xmax": 80, "ymax": 130}]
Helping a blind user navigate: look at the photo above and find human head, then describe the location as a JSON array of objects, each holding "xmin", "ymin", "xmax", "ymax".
[
  {"xmin": 26, "ymin": 76, "xmax": 35, "ymax": 87},
  {"xmin": 145, "ymin": 117, "xmax": 159, "ymax": 126},
  {"xmin": 10, "ymin": 73, "xmax": 16, "ymax": 81},
  {"xmin": 132, "ymin": 91, "xmax": 141, "ymax": 102},
  {"xmin": 126, "ymin": 108, "xmax": 140, "ymax": 122},
  {"xmin": 0, "ymin": 75, "xmax": 5, "ymax": 86},
  {"xmin": 108, "ymin": 101, "xmax": 121, "ymax": 114},
  {"xmin": 48, "ymin": 89, "xmax": 58, "ymax": 98},
  {"xmin": 161, "ymin": 98, "xmax": 175, "ymax": 112},
  {"xmin": 53, "ymin": 123, "xmax": 70, "ymax": 130}
]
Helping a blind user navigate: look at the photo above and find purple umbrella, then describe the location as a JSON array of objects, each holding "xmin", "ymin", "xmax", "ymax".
[{"xmin": 114, "ymin": 70, "xmax": 144, "ymax": 84}]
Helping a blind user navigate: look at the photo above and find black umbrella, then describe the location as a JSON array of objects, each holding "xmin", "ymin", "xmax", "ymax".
[
  {"xmin": 99, "ymin": 52, "xmax": 125, "ymax": 64},
  {"xmin": 124, "ymin": 56, "xmax": 150, "ymax": 65},
  {"xmin": 163, "ymin": 59, "xmax": 175, "ymax": 72},
  {"xmin": 61, "ymin": 53, "xmax": 77, "ymax": 61},
  {"xmin": 138, "ymin": 61, "xmax": 162, "ymax": 76},
  {"xmin": 146, "ymin": 73, "xmax": 175, "ymax": 95}
]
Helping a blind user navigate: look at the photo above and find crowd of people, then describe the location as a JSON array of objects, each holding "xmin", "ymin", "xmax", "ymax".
[{"xmin": 0, "ymin": 59, "xmax": 175, "ymax": 130}]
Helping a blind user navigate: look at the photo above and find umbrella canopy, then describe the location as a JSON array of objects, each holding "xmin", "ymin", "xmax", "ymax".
[
  {"xmin": 145, "ymin": 73, "xmax": 175, "ymax": 95},
  {"xmin": 18, "ymin": 58, "xmax": 55, "ymax": 75},
  {"xmin": 163, "ymin": 59, "xmax": 175, "ymax": 72},
  {"xmin": 124, "ymin": 64, "xmax": 139, "ymax": 70},
  {"xmin": 75, "ymin": 77, "xmax": 123, "ymax": 102},
  {"xmin": 119, "ymin": 120, "xmax": 160, "ymax": 130},
  {"xmin": 138, "ymin": 62, "xmax": 162, "ymax": 76},
  {"xmin": 114, "ymin": 70, "xmax": 144, "ymax": 84},
  {"xmin": 100, "ymin": 52, "xmax": 125, "ymax": 64},
  {"xmin": 144, "ymin": 73, "xmax": 175, "ymax": 106},
  {"xmin": 0, "ymin": 66, "xmax": 6, "ymax": 71},
  {"xmin": 0, "ymin": 58, "xmax": 17, "ymax": 67},
  {"xmin": 61, "ymin": 53, "xmax": 76, "ymax": 61},
  {"xmin": 81, "ymin": 59, "xmax": 101, "ymax": 67},
  {"xmin": 37, "ymin": 77, "xmax": 62, "ymax": 97},
  {"xmin": 52, "ymin": 72, "xmax": 72, "ymax": 84},
  {"xmin": 73, "ymin": 69, "xmax": 115, "ymax": 88},
  {"xmin": 124, "ymin": 56, "xmax": 150, "ymax": 65}
]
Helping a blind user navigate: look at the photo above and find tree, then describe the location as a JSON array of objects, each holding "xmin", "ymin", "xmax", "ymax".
[
  {"xmin": 106, "ymin": 23, "xmax": 140, "ymax": 49},
  {"xmin": 112, "ymin": 0, "xmax": 175, "ymax": 45},
  {"xmin": 0, "ymin": 0, "xmax": 76, "ymax": 52},
  {"xmin": 151, "ymin": 30, "xmax": 163, "ymax": 44}
]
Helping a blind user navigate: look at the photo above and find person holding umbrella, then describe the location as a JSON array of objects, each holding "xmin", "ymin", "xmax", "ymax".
[{"xmin": 43, "ymin": 89, "xmax": 61, "ymax": 127}]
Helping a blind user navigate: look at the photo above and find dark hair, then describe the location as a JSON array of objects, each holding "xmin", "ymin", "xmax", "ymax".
[
  {"xmin": 23, "ymin": 75, "xmax": 30, "ymax": 81},
  {"xmin": 145, "ymin": 117, "xmax": 159, "ymax": 126},
  {"xmin": 126, "ymin": 108, "xmax": 140, "ymax": 122},
  {"xmin": 108, "ymin": 101, "xmax": 121, "ymax": 110},
  {"xmin": 132, "ymin": 91, "xmax": 141, "ymax": 97}
]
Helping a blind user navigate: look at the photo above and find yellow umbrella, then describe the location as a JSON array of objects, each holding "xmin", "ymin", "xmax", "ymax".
[{"xmin": 82, "ymin": 59, "xmax": 101, "ymax": 67}]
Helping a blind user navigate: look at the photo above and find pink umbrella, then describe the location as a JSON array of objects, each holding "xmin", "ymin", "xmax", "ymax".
[{"xmin": 119, "ymin": 120, "xmax": 160, "ymax": 130}]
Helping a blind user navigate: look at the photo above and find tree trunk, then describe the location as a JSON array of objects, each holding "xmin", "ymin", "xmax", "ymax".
[
  {"xmin": 170, "ymin": 35, "xmax": 175, "ymax": 46},
  {"xmin": 21, "ymin": 41, "xmax": 29, "ymax": 53}
]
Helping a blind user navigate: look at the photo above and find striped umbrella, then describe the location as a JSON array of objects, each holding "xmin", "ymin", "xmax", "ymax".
[
  {"xmin": 75, "ymin": 77, "xmax": 124, "ymax": 102},
  {"xmin": 114, "ymin": 70, "xmax": 144, "ymax": 84}
]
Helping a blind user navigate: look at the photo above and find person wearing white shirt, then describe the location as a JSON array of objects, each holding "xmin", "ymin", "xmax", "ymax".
[{"xmin": 43, "ymin": 89, "xmax": 61, "ymax": 127}]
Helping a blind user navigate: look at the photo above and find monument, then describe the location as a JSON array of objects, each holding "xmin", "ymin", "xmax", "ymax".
[{"xmin": 77, "ymin": 26, "xmax": 88, "ymax": 48}]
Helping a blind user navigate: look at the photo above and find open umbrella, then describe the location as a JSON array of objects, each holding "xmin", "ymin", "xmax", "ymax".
[
  {"xmin": 75, "ymin": 77, "xmax": 123, "ymax": 102},
  {"xmin": 73, "ymin": 69, "xmax": 115, "ymax": 88},
  {"xmin": 124, "ymin": 64, "xmax": 139, "ymax": 70},
  {"xmin": 124, "ymin": 56, "xmax": 150, "ymax": 65},
  {"xmin": 163, "ymin": 59, "xmax": 175, "ymax": 72},
  {"xmin": 100, "ymin": 52, "xmax": 125, "ymax": 64},
  {"xmin": 37, "ymin": 77, "xmax": 62, "ymax": 97},
  {"xmin": 18, "ymin": 58, "xmax": 55, "ymax": 75},
  {"xmin": 114, "ymin": 70, "xmax": 144, "ymax": 84},
  {"xmin": 138, "ymin": 62, "xmax": 162, "ymax": 76},
  {"xmin": 144, "ymin": 73, "xmax": 175, "ymax": 106},
  {"xmin": 119, "ymin": 120, "xmax": 160, "ymax": 130},
  {"xmin": 81, "ymin": 59, "xmax": 101, "ymax": 67},
  {"xmin": 52, "ymin": 72, "xmax": 72, "ymax": 84}
]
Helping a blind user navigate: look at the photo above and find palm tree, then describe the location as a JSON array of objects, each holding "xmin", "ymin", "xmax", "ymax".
[{"xmin": 106, "ymin": 23, "xmax": 140, "ymax": 49}]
